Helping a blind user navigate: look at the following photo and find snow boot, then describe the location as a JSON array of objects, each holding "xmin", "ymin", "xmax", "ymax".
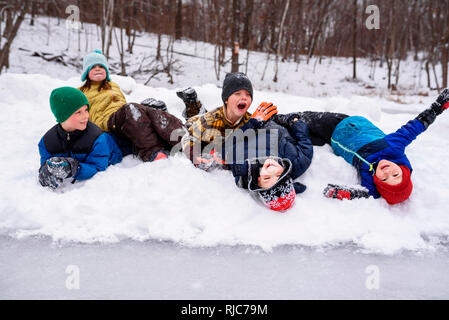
[
  {"xmin": 140, "ymin": 98, "xmax": 168, "ymax": 112},
  {"xmin": 176, "ymin": 87, "xmax": 207, "ymax": 119}
]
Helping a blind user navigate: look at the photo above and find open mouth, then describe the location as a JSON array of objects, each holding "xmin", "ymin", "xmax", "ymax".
[
  {"xmin": 237, "ymin": 103, "xmax": 246, "ymax": 110},
  {"xmin": 380, "ymin": 164, "xmax": 389, "ymax": 170}
]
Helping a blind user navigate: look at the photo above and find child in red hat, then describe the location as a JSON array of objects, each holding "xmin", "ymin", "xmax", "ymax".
[{"xmin": 322, "ymin": 89, "xmax": 449, "ymax": 204}]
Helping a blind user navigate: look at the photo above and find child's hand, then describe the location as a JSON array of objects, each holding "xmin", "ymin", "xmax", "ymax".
[
  {"xmin": 39, "ymin": 164, "xmax": 63, "ymax": 190},
  {"xmin": 416, "ymin": 88, "xmax": 449, "ymax": 128},
  {"xmin": 251, "ymin": 102, "xmax": 278, "ymax": 121},
  {"xmin": 195, "ymin": 149, "xmax": 225, "ymax": 171},
  {"xmin": 436, "ymin": 88, "xmax": 449, "ymax": 112},
  {"xmin": 46, "ymin": 157, "xmax": 79, "ymax": 179},
  {"xmin": 323, "ymin": 184, "xmax": 370, "ymax": 200}
]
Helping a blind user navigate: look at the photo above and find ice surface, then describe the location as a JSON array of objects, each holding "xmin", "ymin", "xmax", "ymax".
[{"xmin": 1, "ymin": 236, "xmax": 448, "ymax": 299}]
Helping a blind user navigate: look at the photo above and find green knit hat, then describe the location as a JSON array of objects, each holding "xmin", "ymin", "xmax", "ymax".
[{"xmin": 50, "ymin": 87, "xmax": 90, "ymax": 123}]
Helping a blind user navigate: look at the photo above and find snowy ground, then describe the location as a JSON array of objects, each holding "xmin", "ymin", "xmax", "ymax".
[{"xmin": 1, "ymin": 15, "xmax": 449, "ymax": 299}]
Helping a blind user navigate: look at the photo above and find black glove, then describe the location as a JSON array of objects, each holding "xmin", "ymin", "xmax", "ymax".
[
  {"xmin": 46, "ymin": 157, "xmax": 79, "ymax": 179},
  {"xmin": 416, "ymin": 88, "xmax": 449, "ymax": 128},
  {"xmin": 273, "ymin": 113, "xmax": 302, "ymax": 129},
  {"xmin": 176, "ymin": 87, "xmax": 198, "ymax": 104},
  {"xmin": 39, "ymin": 164, "xmax": 62, "ymax": 190},
  {"xmin": 323, "ymin": 184, "xmax": 370, "ymax": 200},
  {"xmin": 140, "ymin": 98, "xmax": 168, "ymax": 112}
]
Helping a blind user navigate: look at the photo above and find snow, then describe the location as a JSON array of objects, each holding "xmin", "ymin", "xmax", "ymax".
[
  {"xmin": 1, "ymin": 15, "xmax": 449, "ymax": 258},
  {"xmin": 1, "ymin": 70, "xmax": 449, "ymax": 256}
]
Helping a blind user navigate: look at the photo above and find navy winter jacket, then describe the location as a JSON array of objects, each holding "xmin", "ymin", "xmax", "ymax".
[
  {"xmin": 38, "ymin": 122, "xmax": 123, "ymax": 181},
  {"xmin": 227, "ymin": 118, "xmax": 314, "ymax": 189},
  {"xmin": 331, "ymin": 116, "xmax": 427, "ymax": 198}
]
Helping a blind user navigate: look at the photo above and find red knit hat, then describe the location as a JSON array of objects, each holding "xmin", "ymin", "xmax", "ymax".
[
  {"xmin": 373, "ymin": 165, "xmax": 413, "ymax": 205},
  {"xmin": 263, "ymin": 188, "xmax": 296, "ymax": 211}
]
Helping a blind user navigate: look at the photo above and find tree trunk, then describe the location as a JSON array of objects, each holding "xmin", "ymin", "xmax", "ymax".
[
  {"xmin": 274, "ymin": 0, "xmax": 290, "ymax": 82},
  {"xmin": 175, "ymin": 0, "xmax": 183, "ymax": 40},
  {"xmin": 231, "ymin": 0, "xmax": 240, "ymax": 73},
  {"xmin": 352, "ymin": 0, "xmax": 357, "ymax": 79},
  {"xmin": 0, "ymin": 0, "xmax": 30, "ymax": 74}
]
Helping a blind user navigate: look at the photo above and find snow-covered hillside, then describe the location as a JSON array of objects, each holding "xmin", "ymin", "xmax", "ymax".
[
  {"xmin": 9, "ymin": 15, "xmax": 441, "ymax": 99},
  {"xmin": 1, "ymin": 15, "xmax": 449, "ymax": 256}
]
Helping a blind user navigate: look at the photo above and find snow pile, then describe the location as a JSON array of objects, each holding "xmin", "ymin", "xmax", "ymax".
[{"xmin": 1, "ymin": 73, "xmax": 449, "ymax": 255}]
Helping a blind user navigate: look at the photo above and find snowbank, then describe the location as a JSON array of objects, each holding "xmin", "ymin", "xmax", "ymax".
[{"xmin": 1, "ymin": 73, "xmax": 448, "ymax": 255}]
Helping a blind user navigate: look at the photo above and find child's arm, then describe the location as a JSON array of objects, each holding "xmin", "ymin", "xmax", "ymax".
[
  {"xmin": 281, "ymin": 120, "xmax": 314, "ymax": 179},
  {"xmin": 74, "ymin": 133, "xmax": 122, "ymax": 180},
  {"xmin": 386, "ymin": 89, "xmax": 449, "ymax": 148}
]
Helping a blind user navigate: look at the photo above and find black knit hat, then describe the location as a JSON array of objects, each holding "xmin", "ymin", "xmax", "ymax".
[{"xmin": 221, "ymin": 72, "xmax": 253, "ymax": 104}]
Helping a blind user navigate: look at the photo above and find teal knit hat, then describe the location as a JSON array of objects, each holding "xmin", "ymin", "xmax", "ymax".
[
  {"xmin": 50, "ymin": 87, "xmax": 90, "ymax": 123},
  {"xmin": 81, "ymin": 49, "xmax": 111, "ymax": 82}
]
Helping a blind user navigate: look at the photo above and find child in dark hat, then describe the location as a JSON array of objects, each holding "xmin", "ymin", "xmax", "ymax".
[
  {"xmin": 182, "ymin": 72, "xmax": 280, "ymax": 169},
  {"xmin": 227, "ymin": 103, "xmax": 314, "ymax": 211},
  {"xmin": 38, "ymin": 87, "xmax": 123, "ymax": 190}
]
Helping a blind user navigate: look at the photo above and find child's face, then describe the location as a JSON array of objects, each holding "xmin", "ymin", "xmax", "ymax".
[
  {"xmin": 88, "ymin": 65, "xmax": 107, "ymax": 82},
  {"xmin": 225, "ymin": 89, "xmax": 252, "ymax": 123},
  {"xmin": 375, "ymin": 160, "xmax": 403, "ymax": 185},
  {"xmin": 258, "ymin": 158, "xmax": 284, "ymax": 189},
  {"xmin": 61, "ymin": 105, "xmax": 89, "ymax": 132}
]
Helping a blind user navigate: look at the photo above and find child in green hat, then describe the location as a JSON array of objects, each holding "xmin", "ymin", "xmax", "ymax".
[{"xmin": 38, "ymin": 87, "xmax": 124, "ymax": 190}]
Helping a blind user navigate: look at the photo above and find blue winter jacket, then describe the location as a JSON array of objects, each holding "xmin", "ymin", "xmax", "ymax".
[
  {"xmin": 227, "ymin": 118, "xmax": 314, "ymax": 191},
  {"xmin": 331, "ymin": 116, "xmax": 426, "ymax": 198},
  {"xmin": 38, "ymin": 122, "xmax": 123, "ymax": 181}
]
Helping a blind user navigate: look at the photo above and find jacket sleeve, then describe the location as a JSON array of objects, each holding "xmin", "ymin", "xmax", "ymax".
[
  {"xmin": 74, "ymin": 133, "xmax": 121, "ymax": 181},
  {"xmin": 360, "ymin": 170, "xmax": 380, "ymax": 198},
  {"xmin": 385, "ymin": 119, "xmax": 426, "ymax": 149},
  {"xmin": 38, "ymin": 137, "xmax": 52, "ymax": 166},
  {"xmin": 280, "ymin": 121, "xmax": 314, "ymax": 179}
]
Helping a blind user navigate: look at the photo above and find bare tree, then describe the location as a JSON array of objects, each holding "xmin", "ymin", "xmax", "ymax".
[
  {"xmin": 273, "ymin": 0, "xmax": 290, "ymax": 82},
  {"xmin": 0, "ymin": 0, "xmax": 30, "ymax": 73}
]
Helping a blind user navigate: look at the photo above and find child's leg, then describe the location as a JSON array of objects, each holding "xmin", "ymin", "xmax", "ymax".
[
  {"xmin": 295, "ymin": 111, "xmax": 348, "ymax": 146},
  {"xmin": 108, "ymin": 103, "xmax": 176, "ymax": 161}
]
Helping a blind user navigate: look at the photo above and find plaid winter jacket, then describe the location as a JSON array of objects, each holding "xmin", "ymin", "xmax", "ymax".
[{"xmin": 182, "ymin": 106, "xmax": 252, "ymax": 162}]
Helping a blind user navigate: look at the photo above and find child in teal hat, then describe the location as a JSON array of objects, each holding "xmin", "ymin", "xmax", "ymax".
[
  {"xmin": 81, "ymin": 49, "xmax": 111, "ymax": 82},
  {"xmin": 38, "ymin": 87, "xmax": 123, "ymax": 190},
  {"xmin": 79, "ymin": 50, "xmax": 186, "ymax": 162}
]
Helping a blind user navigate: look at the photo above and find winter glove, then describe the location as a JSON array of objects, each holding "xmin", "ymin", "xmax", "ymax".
[
  {"xmin": 147, "ymin": 150, "xmax": 170, "ymax": 162},
  {"xmin": 251, "ymin": 102, "xmax": 278, "ymax": 121},
  {"xmin": 416, "ymin": 88, "xmax": 449, "ymax": 128},
  {"xmin": 176, "ymin": 87, "xmax": 198, "ymax": 104},
  {"xmin": 323, "ymin": 184, "xmax": 370, "ymax": 200},
  {"xmin": 46, "ymin": 157, "xmax": 79, "ymax": 180},
  {"xmin": 195, "ymin": 149, "xmax": 226, "ymax": 172},
  {"xmin": 39, "ymin": 163, "xmax": 63, "ymax": 190},
  {"xmin": 140, "ymin": 98, "xmax": 168, "ymax": 112},
  {"xmin": 273, "ymin": 112, "xmax": 303, "ymax": 129}
]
